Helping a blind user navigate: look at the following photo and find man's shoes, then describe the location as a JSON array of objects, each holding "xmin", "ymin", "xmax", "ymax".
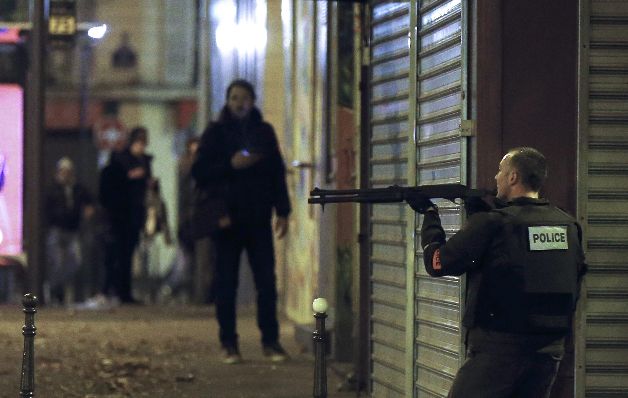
[
  {"xmin": 262, "ymin": 342, "xmax": 289, "ymax": 362},
  {"xmin": 221, "ymin": 345, "xmax": 243, "ymax": 364}
]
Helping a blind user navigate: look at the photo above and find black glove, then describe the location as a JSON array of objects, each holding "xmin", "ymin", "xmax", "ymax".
[{"xmin": 407, "ymin": 197, "xmax": 437, "ymax": 214}]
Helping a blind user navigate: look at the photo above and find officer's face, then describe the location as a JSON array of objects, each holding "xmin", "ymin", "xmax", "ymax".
[
  {"xmin": 495, "ymin": 154, "xmax": 513, "ymax": 200},
  {"xmin": 227, "ymin": 86, "xmax": 254, "ymax": 120}
]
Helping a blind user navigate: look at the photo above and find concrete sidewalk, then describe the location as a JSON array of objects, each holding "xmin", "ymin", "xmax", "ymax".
[{"xmin": 0, "ymin": 303, "xmax": 360, "ymax": 398}]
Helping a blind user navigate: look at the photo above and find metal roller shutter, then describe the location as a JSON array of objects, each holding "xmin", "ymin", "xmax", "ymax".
[
  {"xmin": 414, "ymin": 0, "xmax": 467, "ymax": 396},
  {"xmin": 581, "ymin": 0, "xmax": 628, "ymax": 396},
  {"xmin": 368, "ymin": 1, "xmax": 411, "ymax": 396}
]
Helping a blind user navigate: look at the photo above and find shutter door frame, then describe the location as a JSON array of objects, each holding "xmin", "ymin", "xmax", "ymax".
[
  {"xmin": 366, "ymin": 1, "xmax": 471, "ymax": 396},
  {"xmin": 414, "ymin": 0, "xmax": 469, "ymax": 396},
  {"xmin": 368, "ymin": 1, "xmax": 413, "ymax": 396},
  {"xmin": 406, "ymin": 2, "xmax": 420, "ymax": 395},
  {"xmin": 578, "ymin": 0, "xmax": 628, "ymax": 396}
]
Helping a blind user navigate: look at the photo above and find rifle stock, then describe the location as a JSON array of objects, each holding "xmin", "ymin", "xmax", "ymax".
[{"xmin": 308, "ymin": 183, "xmax": 492, "ymax": 205}]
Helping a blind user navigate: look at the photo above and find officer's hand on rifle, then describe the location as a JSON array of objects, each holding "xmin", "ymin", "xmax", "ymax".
[{"xmin": 407, "ymin": 197, "xmax": 438, "ymax": 214}]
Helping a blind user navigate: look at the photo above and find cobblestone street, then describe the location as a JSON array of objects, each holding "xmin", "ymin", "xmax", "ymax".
[{"xmin": 0, "ymin": 303, "xmax": 357, "ymax": 398}]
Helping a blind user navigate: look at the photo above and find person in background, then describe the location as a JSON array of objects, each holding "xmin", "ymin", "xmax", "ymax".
[
  {"xmin": 191, "ymin": 79, "xmax": 291, "ymax": 364},
  {"xmin": 414, "ymin": 147, "xmax": 587, "ymax": 398},
  {"xmin": 137, "ymin": 177, "xmax": 172, "ymax": 302},
  {"xmin": 163, "ymin": 137, "xmax": 201, "ymax": 302},
  {"xmin": 99, "ymin": 127, "xmax": 153, "ymax": 304},
  {"xmin": 45, "ymin": 157, "xmax": 94, "ymax": 305},
  {"xmin": 143, "ymin": 178, "xmax": 172, "ymax": 245}
]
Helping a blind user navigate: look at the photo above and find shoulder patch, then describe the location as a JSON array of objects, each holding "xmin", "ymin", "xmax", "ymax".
[
  {"xmin": 528, "ymin": 226, "xmax": 569, "ymax": 251},
  {"xmin": 432, "ymin": 249, "xmax": 442, "ymax": 270}
]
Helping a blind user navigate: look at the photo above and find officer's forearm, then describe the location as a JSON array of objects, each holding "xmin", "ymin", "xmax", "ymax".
[{"xmin": 420, "ymin": 211, "xmax": 445, "ymax": 247}]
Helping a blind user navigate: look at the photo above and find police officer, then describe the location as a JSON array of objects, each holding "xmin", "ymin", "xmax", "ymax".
[{"xmin": 413, "ymin": 147, "xmax": 587, "ymax": 398}]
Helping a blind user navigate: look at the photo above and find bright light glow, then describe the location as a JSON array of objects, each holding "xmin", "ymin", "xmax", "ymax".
[
  {"xmin": 214, "ymin": 0, "xmax": 267, "ymax": 55},
  {"xmin": 212, "ymin": 0, "xmax": 237, "ymax": 22},
  {"xmin": 216, "ymin": 21, "xmax": 267, "ymax": 54},
  {"xmin": 255, "ymin": 1, "xmax": 267, "ymax": 24},
  {"xmin": 87, "ymin": 24, "xmax": 107, "ymax": 39},
  {"xmin": 281, "ymin": 0, "xmax": 291, "ymax": 22},
  {"xmin": 281, "ymin": 0, "xmax": 291, "ymax": 48}
]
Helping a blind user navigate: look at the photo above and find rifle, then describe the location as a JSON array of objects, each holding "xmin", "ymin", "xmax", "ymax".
[{"xmin": 308, "ymin": 183, "xmax": 493, "ymax": 208}]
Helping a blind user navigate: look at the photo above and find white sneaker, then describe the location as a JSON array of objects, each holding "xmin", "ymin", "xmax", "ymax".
[
  {"xmin": 75, "ymin": 295, "xmax": 117, "ymax": 310},
  {"xmin": 222, "ymin": 346, "xmax": 243, "ymax": 364}
]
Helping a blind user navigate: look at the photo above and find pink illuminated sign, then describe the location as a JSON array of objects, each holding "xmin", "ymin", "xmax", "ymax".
[
  {"xmin": 0, "ymin": 84, "xmax": 23, "ymax": 255},
  {"xmin": 0, "ymin": 28, "xmax": 20, "ymax": 43}
]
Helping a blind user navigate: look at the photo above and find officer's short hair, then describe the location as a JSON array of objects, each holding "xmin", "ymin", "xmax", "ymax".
[{"xmin": 507, "ymin": 147, "xmax": 547, "ymax": 192}]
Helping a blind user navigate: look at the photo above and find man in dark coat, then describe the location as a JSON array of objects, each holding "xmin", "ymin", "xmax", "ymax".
[
  {"xmin": 192, "ymin": 79, "xmax": 291, "ymax": 364},
  {"xmin": 99, "ymin": 127, "xmax": 153, "ymax": 304}
]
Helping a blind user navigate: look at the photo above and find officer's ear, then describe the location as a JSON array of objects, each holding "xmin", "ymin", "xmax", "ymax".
[{"xmin": 508, "ymin": 168, "xmax": 519, "ymax": 186}]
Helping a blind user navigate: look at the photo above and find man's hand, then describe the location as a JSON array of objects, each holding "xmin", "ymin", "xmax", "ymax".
[
  {"xmin": 407, "ymin": 197, "xmax": 437, "ymax": 214},
  {"xmin": 128, "ymin": 167, "xmax": 146, "ymax": 179},
  {"xmin": 218, "ymin": 215, "xmax": 232, "ymax": 229},
  {"xmin": 83, "ymin": 205, "xmax": 95, "ymax": 220},
  {"xmin": 274, "ymin": 216, "xmax": 288, "ymax": 239},
  {"xmin": 231, "ymin": 150, "xmax": 263, "ymax": 170}
]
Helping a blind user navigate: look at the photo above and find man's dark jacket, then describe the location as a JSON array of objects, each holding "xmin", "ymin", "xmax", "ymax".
[
  {"xmin": 99, "ymin": 149, "xmax": 152, "ymax": 230},
  {"xmin": 45, "ymin": 182, "xmax": 92, "ymax": 230},
  {"xmin": 191, "ymin": 107, "xmax": 291, "ymax": 226}
]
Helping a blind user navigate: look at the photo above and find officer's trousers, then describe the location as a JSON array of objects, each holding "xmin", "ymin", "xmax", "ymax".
[{"xmin": 448, "ymin": 349, "xmax": 561, "ymax": 398}]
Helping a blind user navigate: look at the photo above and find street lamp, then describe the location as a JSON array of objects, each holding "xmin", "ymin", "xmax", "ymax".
[{"xmin": 87, "ymin": 23, "xmax": 106, "ymax": 39}]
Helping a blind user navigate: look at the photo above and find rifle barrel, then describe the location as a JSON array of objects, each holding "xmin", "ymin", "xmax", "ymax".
[
  {"xmin": 309, "ymin": 186, "xmax": 404, "ymax": 204},
  {"xmin": 309, "ymin": 183, "xmax": 492, "ymax": 205},
  {"xmin": 308, "ymin": 195, "xmax": 402, "ymax": 204}
]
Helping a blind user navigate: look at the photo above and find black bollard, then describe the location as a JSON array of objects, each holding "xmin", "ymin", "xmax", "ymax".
[
  {"xmin": 20, "ymin": 293, "xmax": 38, "ymax": 398},
  {"xmin": 312, "ymin": 298, "xmax": 328, "ymax": 398}
]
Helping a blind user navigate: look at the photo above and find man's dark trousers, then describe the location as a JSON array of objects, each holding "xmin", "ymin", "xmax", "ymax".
[{"xmin": 212, "ymin": 222, "xmax": 279, "ymax": 348}]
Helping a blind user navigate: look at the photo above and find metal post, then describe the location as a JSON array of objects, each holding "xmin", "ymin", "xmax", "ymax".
[
  {"xmin": 20, "ymin": 294, "xmax": 38, "ymax": 398},
  {"xmin": 313, "ymin": 298, "xmax": 328, "ymax": 398},
  {"xmin": 24, "ymin": 0, "xmax": 49, "ymax": 300},
  {"xmin": 197, "ymin": 0, "xmax": 211, "ymax": 132},
  {"xmin": 357, "ymin": 0, "xmax": 371, "ymax": 391},
  {"xmin": 78, "ymin": 34, "xmax": 91, "ymax": 174}
]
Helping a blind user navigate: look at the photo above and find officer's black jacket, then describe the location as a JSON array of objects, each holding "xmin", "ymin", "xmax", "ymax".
[{"xmin": 420, "ymin": 197, "xmax": 587, "ymax": 352}]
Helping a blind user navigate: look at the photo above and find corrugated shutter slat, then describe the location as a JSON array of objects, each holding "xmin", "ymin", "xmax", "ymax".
[
  {"xmin": 415, "ymin": 0, "xmax": 465, "ymax": 396},
  {"xmin": 369, "ymin": 3, "xmax": 411, "ymax": 396},
  {"xmin": 583, "ymin": 1, "xmax": 628, "ymax": 395}
]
